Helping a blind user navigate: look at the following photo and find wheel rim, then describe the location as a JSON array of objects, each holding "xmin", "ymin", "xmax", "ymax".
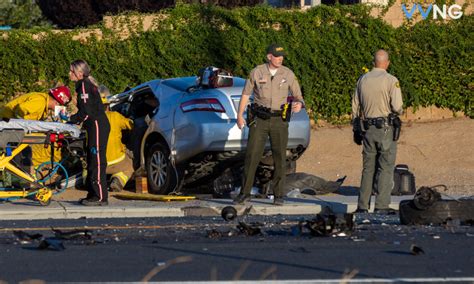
[{"xmin": 150, "ymin": 150, "xmax": 168, "ymax": 188}]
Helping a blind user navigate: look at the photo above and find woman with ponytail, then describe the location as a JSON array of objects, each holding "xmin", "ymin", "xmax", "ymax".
[{"xmin": 68, "ymin": 59, "xmax": 110, "ymax": 206}]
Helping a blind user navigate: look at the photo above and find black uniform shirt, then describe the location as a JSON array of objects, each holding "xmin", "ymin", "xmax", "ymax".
[{"xmin": 70, "ymin": 78, "xmax": 107, "ymax": 125}]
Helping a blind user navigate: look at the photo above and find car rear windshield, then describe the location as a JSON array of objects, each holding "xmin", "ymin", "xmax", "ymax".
[{"xmin": 161, "ymin": 77, "xmax": 197, "ymax": 92}]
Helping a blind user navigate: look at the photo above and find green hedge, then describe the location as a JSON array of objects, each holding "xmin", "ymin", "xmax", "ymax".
[{"xmin": 1, "ymin": 4, "xmax": 472, "ymax": 118}]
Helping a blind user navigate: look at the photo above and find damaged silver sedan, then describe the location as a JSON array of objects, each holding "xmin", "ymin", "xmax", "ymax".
[{"xmin": 109, "ymin": 71, "xmax": 310, "ymax": 195}]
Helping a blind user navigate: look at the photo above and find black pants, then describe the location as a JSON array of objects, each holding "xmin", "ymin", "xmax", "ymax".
[{"xmin": 85, "ymin": 119, "xmax": 110, "ymax": 201}]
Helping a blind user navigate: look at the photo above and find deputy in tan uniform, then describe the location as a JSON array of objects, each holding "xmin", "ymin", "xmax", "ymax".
[
  {"xmin": 352, "ymin": 49, "xmax": 403, "ymax": 214},
  {"xmin": 234, "ymin": 43, "xmax": 304, "ymax": 205}
]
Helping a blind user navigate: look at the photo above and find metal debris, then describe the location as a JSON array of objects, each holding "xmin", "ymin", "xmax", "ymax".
[
  {"xmin": 400, "ymin": 187, "xmax": 474, "ymax": 225},
  {"xmin": 305, "ymin": 212, "xmax": 354, "ymax": 237},
  {"xmin": 413, "ymin": 186, "xmax": 442, "ymax": 210},
  {"xmin": 13, "ymin": 231, "xmax": 43, "ymax": 242},
  {"xmin": 221, "ymin": 206, "xmax": 237, "ymax": 221},
  {"xmin": 207, "ymin": 229, "xmax": 223, "ymax": 239},
  {"xmin": 289, "ymin": 247, "xmax": 310, "ymax": 253},
  {"xmin": 237, "ymin": 222, "xmax": 262, "ymax": 236},
  {"xmin": 290, "ymin": 221, "xmax": 304, "ymax": 236},
  {"xmin": 410, "ymin": 244, "xmax": 425, "ymax": 255},
  {"xmin": 52, "ymin": 228, "xmax": 92, "ymax": 240},
  {"xmin": 38, "ymin": 238, "xmax": 65, "ymax": 251}
]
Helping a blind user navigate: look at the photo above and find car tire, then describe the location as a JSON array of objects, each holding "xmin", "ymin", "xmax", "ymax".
[
  {"xmin": 145, "ymin": 142, "xmax": 177, "ymax": 194},
  {"xmin": 399, "ymin": 199, "xmax": 474, "ymax": 225}
]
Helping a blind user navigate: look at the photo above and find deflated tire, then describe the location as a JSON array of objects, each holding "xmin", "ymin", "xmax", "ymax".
[{"xmin": 399, "ymin": 199, "xmax": 474, "ymax": 225}]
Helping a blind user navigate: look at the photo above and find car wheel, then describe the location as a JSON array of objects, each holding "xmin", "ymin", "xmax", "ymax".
[
  {"xmin": 146, "ymin": 142, "xmax": 176, "ymax": 194},
  {"xmin": 399, "ymin": 199, "xmax": 474, "ymax": 225}
]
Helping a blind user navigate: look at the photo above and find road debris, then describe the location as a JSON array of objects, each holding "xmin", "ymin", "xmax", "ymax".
[
  {"xmin": 305, "ymin": 211, "xmax": 354, "ymax": 237},
  {"xmin": 38, "ymin": 238, "xmax": 65, "ymax": 251},
  {"xmin": 284, "ymin": 173, "xmax": 346, "ymax": 196},
  {"xmin": 13, "ymin": 231, "xmax": 43, "ymax": 243},
  {"xmin": 410, "ymin": 244, "xmax": 425, "ymax": 255},
  {"xmin": 221, "ymin": 206, "xmax": 237, "ymax": 221},
  {"xmin": 220, "ymin": 205, "xmax": 252, "ymax": 222},
  {"xmin": 52, "ymin": 228, "xmax": 92, "ymax": 240},
  {"xmin": 207, "ymin": 229, "xmax": 222, "ymax": 239},
  {"xmin": 400, "ymin": 186, "xmax": 474, "ymax": 225},
  {"xmin": 237, "ymin": 222, "xmax": 262, "ymax": 236}
]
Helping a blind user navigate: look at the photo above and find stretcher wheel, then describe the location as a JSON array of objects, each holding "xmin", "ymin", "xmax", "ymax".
[
  {"xmin": 35, "ymin": 188, "xmax": 53, "ymax": 206},
  {"xmin": 38, "ymin": 198, "xmax": 51, "ymax": 206}
]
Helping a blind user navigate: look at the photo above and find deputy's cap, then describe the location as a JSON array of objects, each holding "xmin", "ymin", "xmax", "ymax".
[{"xmin": 266, "ymin": 44, "xmax": 286, "ymax": 57}]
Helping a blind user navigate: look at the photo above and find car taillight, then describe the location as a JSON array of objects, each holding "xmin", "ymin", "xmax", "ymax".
[{"xmin": 180, "ymin": 98, "xmax": 225, "ymax": 113}]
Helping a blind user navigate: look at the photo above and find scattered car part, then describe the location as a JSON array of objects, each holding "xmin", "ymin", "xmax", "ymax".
[
  {"xmin": 52, "ymin": 228, "xmax": 92, "ymax": 240},
  {"xmin": 413, "ymin": 186, "xmax": 442, "ymax": 210},
  {"xmin": 400, "ymin": 186, "xmax": 474, "ymax": 225},
  {"xmin": 237, "ymin": 222, "xmax": 262, "ymax": 236},
  {"xmin": 291, "ymin": 221, "xmax": 305, "ymax": 236},
  {"xmin": 13, "ymin": 231, "xmax": 43, "ymax": 242},
  {"xmin": 284, "ymin": 173, "xmax": 343, "ymax": 196},
  {"xmin": 38, "ymin": 238, "xmax": 65, "ymax": 251},
  {"xmin": 410, "ymin": 244, "xmax": 425, "ymax": 255},
  {"xmin": 212, "ymin": 167, "xmax": 241, "ymax": 198},
  {"xmin": 305, "ymin": 212, "xmax": 354, "ymax": 237},
  {"xmin": 207, "ymin": 229, "xmax": 223, "ymax": 239},
  {"xmin": 221, "ymin": 206, "xmax": 238, "ymax": 221}
]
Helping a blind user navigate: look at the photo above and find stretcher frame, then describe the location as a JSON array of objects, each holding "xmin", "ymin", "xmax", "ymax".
[{"xmin": 0, "ymin": 120, "xmax": 83, "ymax": 205}]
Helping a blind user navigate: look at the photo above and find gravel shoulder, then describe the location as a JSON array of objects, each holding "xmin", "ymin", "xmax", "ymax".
[{"xmin": 297, "ymin": 117, "xmax": 474, "ymax": 196}]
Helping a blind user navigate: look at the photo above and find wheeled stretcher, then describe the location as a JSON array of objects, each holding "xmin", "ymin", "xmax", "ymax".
[{"xmin": 0, "ymin": 119, "xmax": 83, "ymax": 205}]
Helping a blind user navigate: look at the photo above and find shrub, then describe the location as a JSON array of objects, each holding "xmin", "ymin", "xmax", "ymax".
[{"xmin": 1, "ymin": 4, "xmax": 472, "ymax": 118}]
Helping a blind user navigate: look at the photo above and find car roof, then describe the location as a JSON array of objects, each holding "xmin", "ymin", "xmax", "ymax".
[{"xmin": 161, "ymin": 76, "xmax": 246, "ymax": 92}]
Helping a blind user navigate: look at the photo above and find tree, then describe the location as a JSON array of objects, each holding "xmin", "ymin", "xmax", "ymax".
[
  {"xmin": 0, "ymin": 0, "xmax": 51, "ymax": 28},
  {"xmin": 37, "ymin": 0, "xmax": 175, "ymax": 29},
  {"xmin": 36, "ymin": 0, "xmax": 265, "ymax": 29}
]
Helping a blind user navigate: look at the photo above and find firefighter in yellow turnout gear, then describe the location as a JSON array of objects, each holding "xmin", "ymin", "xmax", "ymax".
[
  {"xmin": 0, "ymin": 87, "xmax": 72, "ymax": 169},
  {"xmin": 1, "ymin": 92, "xmax": 53, "ymax": 121},
  {"xmin": 99, "ymin": 86, "xmax": 134, "ymax": 191}
]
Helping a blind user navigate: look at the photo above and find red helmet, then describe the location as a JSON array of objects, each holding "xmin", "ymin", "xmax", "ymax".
[{"xmin": 49, "ymin": 86, "xmax": 71, "ymax": 105}]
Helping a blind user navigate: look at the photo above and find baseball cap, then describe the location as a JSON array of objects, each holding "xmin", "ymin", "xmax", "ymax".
[{"xmin": 266, "ymin": 44, "xmax": 286, "ymax": 57}]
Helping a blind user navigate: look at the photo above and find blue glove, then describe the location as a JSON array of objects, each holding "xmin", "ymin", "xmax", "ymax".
[{"xmin": 59, "ymin": 111, "xmax": 69, "ymax": 122}]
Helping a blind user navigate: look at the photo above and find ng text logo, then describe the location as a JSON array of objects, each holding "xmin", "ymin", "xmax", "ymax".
[{"xmin": 401, "ymin": 0, "xmax": 463, "ymax": 20}]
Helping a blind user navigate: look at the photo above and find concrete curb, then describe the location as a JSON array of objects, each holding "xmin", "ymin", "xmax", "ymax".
[{"xmin": 0, "ymin": 195, "xmax": 416, "ymax": 220}]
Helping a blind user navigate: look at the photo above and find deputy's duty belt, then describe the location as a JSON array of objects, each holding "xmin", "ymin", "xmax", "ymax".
[
  {"xmin": 269, "ymin": 110, "xmax": 282, "ymax": 117},
  {"xmin": 363, "ymin": 117, "xmax": 389, "ymax": 129}
]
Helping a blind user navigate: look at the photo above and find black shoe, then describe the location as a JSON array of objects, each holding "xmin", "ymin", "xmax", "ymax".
[
  {"xmin": 354, "ymin": 208, "xmax": 369, "ymax": 213},
  {"xmin": 78, "ymin": 195, "xmax": 94, "ymax": 204},
  {"xmin": 233, "ymin": 194, "xmax": 251, "ymax": 205},
  {"xmin": 273, "ymin": 197, "xmax": 284, "ymax": 206},
  {"xmin": 374, "ymin": 208, "xmax": 397, "ymax": 215},
  {"xmin": 81, "ymin": 198, "xmax": 108, "ymax": 206}
]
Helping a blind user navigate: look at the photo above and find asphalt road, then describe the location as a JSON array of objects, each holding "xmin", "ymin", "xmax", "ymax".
[{"xmin": 0, "ymin": 214, "xmax": 473, "ymax": 282}]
